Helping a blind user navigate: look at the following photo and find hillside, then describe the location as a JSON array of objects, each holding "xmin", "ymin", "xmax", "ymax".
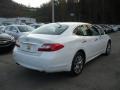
[
  {"xmin": 0, "ymin": 0, "xmax": 120, "ymax": 24},
  {"xmin": 0, "ymin": 0, "xmax": 33, "ymax": 18},
  {"xmin": 35, "ymin": 0, "xmax": 120, "ymax": 24}
]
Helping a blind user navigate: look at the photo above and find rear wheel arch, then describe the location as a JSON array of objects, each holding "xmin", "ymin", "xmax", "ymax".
[
  {"xmin": 74, "ymin": 49, "xmax": 86, "ymax": 64},
  {"xmin": 70, "ymin": 49, "xmax": 86, "ymax": 76}
]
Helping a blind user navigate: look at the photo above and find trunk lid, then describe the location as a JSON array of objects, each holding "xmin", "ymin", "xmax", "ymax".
[{"xmin": 19, "ymin": 34, "xmax": 60, "ymax": 53}]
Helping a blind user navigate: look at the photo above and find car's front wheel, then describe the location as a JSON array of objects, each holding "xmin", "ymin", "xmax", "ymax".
[{"xmin": 70, "ymin": 51, "xmax": 85, "ymax": 76}]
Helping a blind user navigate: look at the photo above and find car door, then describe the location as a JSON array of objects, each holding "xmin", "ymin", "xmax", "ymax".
[
  {"xmin": 98, "ymin": 28, "xmax": 107, "ymax": 52},
  {"xmin": 73, "ymin": 25, "xmax": 96, "ymax": 61},
  {"xmin": 86, "ymin": 25, "xmax": 102, "ymax": 58}
]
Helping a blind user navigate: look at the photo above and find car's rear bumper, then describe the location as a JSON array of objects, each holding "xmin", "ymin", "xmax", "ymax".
[{"xmin": 13, "ymin": 47, "xmax": 71, "ymax": 72}]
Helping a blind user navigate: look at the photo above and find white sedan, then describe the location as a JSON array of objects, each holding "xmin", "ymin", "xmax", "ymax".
[{"xmin": 13, "ymin": 22, "xmax": 111, "ymax": 76}]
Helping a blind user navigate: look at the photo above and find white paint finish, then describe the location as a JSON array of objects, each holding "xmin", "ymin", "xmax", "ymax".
[{"xmin": 13, "ymin": 22, "xmax": 111, "ymax": 72}]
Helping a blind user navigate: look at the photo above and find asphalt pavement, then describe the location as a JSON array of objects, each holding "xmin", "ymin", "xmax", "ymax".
[{"xmin": 0, "ymin": 32, "xmax": 120, "ymax": 90}]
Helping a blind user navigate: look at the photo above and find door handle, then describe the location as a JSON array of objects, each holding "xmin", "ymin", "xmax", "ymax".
[{"xmin": 82, "ymin": 40, "xmax": 87, "ymax": 43}]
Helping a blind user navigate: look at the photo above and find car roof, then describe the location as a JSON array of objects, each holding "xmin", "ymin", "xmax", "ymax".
[
  {"xmin": 55, "ymin": 22, "xmax": 90, "ymax": 26},
  {"xmin": 48, "ymin": 22, "xmax": 90, "ymax": 36}
]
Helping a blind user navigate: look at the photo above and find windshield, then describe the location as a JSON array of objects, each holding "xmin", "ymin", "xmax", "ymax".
[
  {"xmin": 32, "ymin": 23, "xmax": 68, "ymax": 35},
  {"xmin": 18, "ymin": 26, "xmax": 33, "ymax": 32}
]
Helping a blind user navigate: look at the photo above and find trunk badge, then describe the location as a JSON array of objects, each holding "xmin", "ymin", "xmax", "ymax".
[{"xmin": 27, "ymin": 44, "xmax": 31, "ymax": 50}]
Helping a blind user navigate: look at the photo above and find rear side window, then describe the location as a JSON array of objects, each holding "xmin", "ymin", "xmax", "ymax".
[
  {"xmin": 73, "ymin": 26, "xmax": 85, "ymax": 36},
  {"xmin": 32, "ymin": 23, "xmax": 68, "ymax": 35},
  {"xmin": 87, "ymin": 26, "xmax": 100, "ymax": 36},
  {"xmin": 73, "ymin": 25, "xmax": 100, "ymax": 36}
]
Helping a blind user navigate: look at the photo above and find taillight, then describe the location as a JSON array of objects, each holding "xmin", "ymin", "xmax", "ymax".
[{"xmin": 38, "ymin": 43, "xmax": 64, "ymax": 52}]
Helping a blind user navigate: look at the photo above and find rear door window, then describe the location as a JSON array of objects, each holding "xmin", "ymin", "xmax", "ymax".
[
  {"xmin": 74, "ymin": 25, "xmax": 100, "ymax": 36},
  {"xmin": 85, "ymin": 26, "xmax": 100, "ymax": 36},
  {"xmin": 73, "ymin": 25, "xmax": 85, "ymax": 36}
]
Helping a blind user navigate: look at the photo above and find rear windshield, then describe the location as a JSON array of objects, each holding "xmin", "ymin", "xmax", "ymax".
[{"xmin": 32, "ymin": 23, "xmax": 68, "ymax": 35}]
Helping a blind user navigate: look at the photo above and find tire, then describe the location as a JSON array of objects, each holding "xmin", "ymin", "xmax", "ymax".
[
  {"xmin": 70, "ymin": 51, "xmax": 85, "ymax": 76},
  {"xmin": 105, "ymin": 41, "xmax": 111, "ymax": 56}
]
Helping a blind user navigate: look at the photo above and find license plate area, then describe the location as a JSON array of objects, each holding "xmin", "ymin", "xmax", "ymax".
[{"xmin": 21, "ymin": 42, "xmax": 36, "ymax": 53}]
